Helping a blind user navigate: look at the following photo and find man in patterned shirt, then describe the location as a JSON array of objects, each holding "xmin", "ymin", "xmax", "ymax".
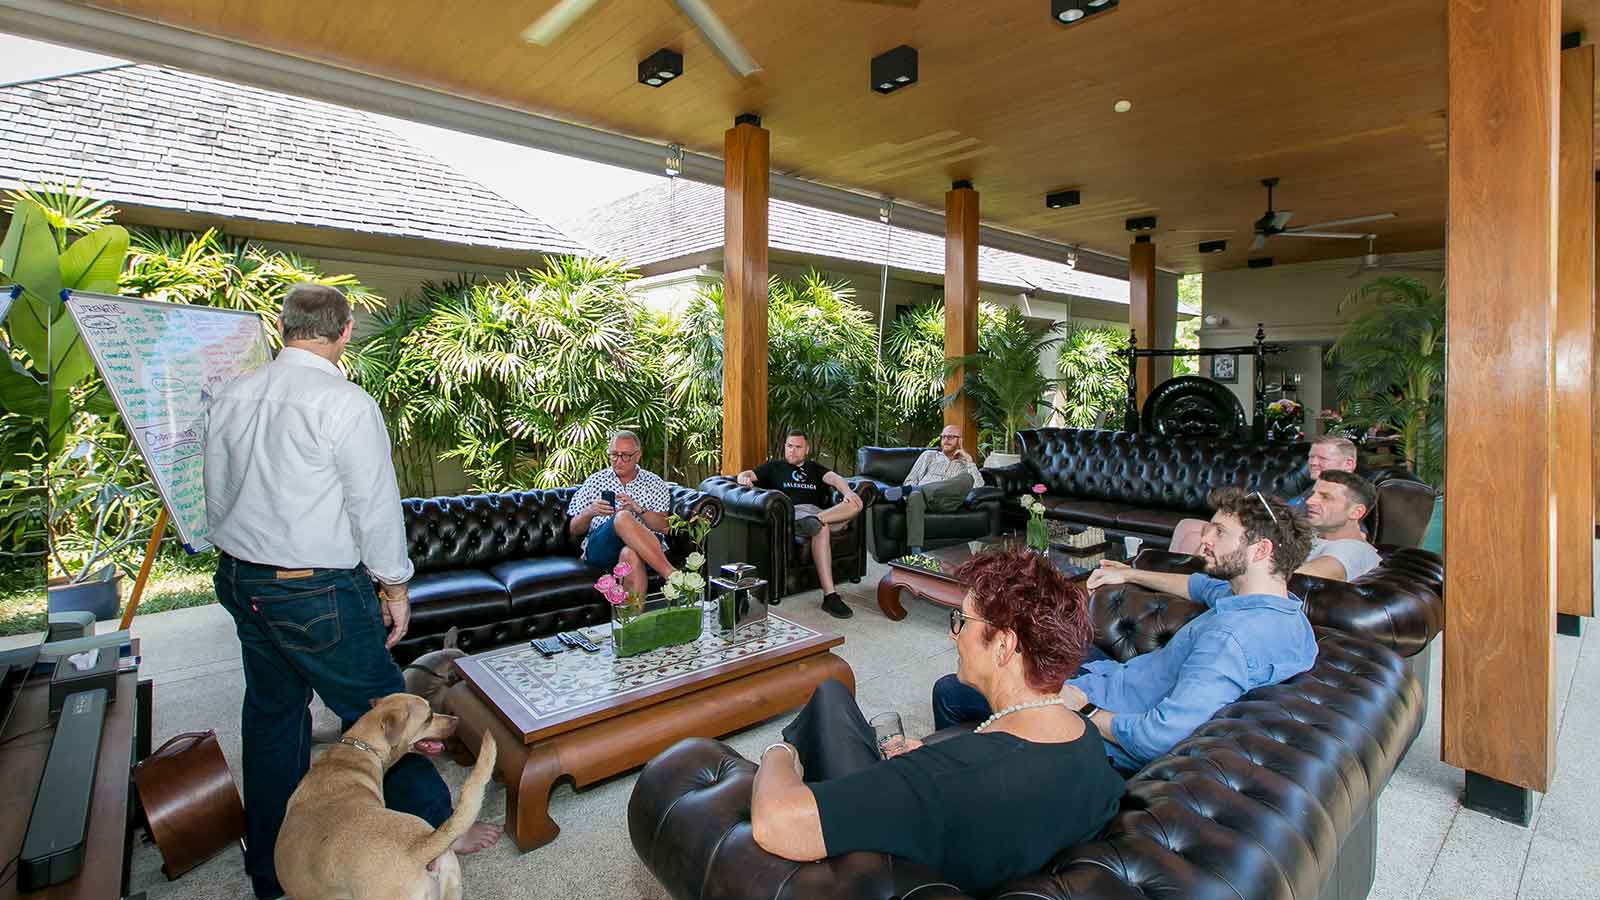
[{"xmin": 567, "ymin": 429, "xmax": 675, "ymax": 598}]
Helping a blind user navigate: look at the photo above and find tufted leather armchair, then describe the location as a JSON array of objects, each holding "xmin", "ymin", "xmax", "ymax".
[
  {"xmin": 987, "ymin": 428, "xmax": 1437, "ymax": 548},
  {"xmin": 697, "ymin": 475, "xmax": 879, "ymax": 600},
  {"xmin": 390, "ymin": 485, "xmax": 721, "ymax": 664},
  {"xmin": 855, "ymin": 446, "xmax": 1006, "ymax": 563},
  {"xmin": 628, "ymin": 549, "xmax": 1443, "ymax": 900}
]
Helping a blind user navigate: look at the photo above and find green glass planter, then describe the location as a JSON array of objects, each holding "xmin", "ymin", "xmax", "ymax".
[
  {"xmin": 1025, "ymin": 517, "xmax": 1050, "ymax": 553},
  {"xmin": 611, "ymin": 599, "xmax": 703, "ymax": 658}
]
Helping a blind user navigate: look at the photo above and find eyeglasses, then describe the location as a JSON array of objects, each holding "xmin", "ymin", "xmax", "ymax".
[
  {"xmin": 608, "ymin": 450, "xmax": 640, "ymax": 460},
  {"xmin": 949, "ymin": 608, "xmax": 997, "ymax": 635}
]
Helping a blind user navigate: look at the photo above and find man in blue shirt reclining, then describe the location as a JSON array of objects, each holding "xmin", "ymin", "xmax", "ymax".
[{"xmin": 931, "ymin": 488, "xmax": 1319, "ymax": 773}]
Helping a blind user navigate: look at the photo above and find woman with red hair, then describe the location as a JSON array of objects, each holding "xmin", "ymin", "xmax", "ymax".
[{"xmin": 748, "ymin": 548, "xmax": 1122, "ymax": 896}]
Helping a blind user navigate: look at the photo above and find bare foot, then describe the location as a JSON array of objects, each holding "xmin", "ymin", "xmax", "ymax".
[{"xmin": 449, "ymin": 821, "xmax": 502, "ymax": 855}]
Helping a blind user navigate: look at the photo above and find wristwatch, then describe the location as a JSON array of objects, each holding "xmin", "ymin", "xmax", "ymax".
[{"xmin": 1078, "ymin": 702, "xmax": 1100, "ymax": 718}]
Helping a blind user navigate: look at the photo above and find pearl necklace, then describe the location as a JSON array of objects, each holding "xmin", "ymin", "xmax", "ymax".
[{"xmin": 974, "ymin": 696, "xmax": 1068, "ymax": 733}]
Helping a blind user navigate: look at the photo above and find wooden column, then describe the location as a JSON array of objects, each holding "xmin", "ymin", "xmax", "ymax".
[
  {"xmin": 1443, "ymin": 0, "xmax": 1558, "ymax": 819},
  {"xmin": 944, "ymin": 181, "xmax": 979, "ymax": 452},
  {"xmin": 1129, "ymin": 238, "xmax": 1158, "ymax": 411},
  {"xmin": 721, "ymin": 115, "xmax": 769, "ymax": 474},
  {"xmin": 1557, "ymin": 43, "xmax": 1596, "ymax": 623}
]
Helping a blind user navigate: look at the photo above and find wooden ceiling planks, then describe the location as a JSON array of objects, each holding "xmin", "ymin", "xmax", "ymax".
[{"xmin": 67, "ymin": 0, "xmax": 1600, "ymax": 271}]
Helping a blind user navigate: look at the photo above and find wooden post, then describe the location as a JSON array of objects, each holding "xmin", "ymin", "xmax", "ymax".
[
  {"xmin": 721, "ymin": 114, "xmax": 769, "ymax": 474},
  {"xmin": 118, "ymin": 506, "xmax": 168, "ymax": 631},
  {"xmin": 1129, "ymin": 238, "xmax": 1158, "ymax": 414},
  {"xmin": 944, "ymin": 181, "xmax": 979, "ymax": 453},
  {"xmin": 1444, "ymin": 0, "xmax": 1558, "ymax": 821},
  {"xmin": 1557, "ymin": 43, "xmax": 1595, "ymax": 624}
]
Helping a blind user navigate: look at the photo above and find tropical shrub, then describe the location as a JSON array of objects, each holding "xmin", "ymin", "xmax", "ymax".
[
  {"xmin": 946, "ymin": 307, "xmax": 1065, "ymax": 456},
  {"xmin": 1055, "ymin": 325, "xmax": 1128, "ymax": 428},
  {"xmin": 663, "ymin": 271, "xmax": 885, "ymax": 472},
  {"xmin": 882, "ymin": 300, "xmax": 1014, "ymax": 447},
  {"xmin": 1328, "ymin": 276, "xmax": 1446, "ymax": 486}
]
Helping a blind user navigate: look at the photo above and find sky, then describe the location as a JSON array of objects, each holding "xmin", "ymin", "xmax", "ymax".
[{"xmin": 0, "ymin": 33, "xmax": 661, "ymax": 226}]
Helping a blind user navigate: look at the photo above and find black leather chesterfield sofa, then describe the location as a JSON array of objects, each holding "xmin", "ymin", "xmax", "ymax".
[
  {"xmin": 389, "ymin": 485, "xmax": 721, "ymax": 664},
  {"xmin": 697, "ymin": 475, "xmax": 879, "ymax": 600},
  {"xmin": 854, "ymin": 446, "xmax": 1006, "ymax": 563},
  {"xmin": 985, "ymin": 428, "xmax": 1437, "ymax": 548},
  {"xmin": 628, "ymin": 547, "xmax": 1444, "ymax": 900}
]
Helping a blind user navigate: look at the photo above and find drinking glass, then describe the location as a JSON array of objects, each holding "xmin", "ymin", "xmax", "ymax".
[{"xmin": 871, "ymin": 711, "xmax": 905, "ymax": 757}]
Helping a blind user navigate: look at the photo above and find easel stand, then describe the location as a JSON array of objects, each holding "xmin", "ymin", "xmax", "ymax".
[
  {"xmin": 117, "ymin": 506, "xmax": 169, "ymax": 631},
  {"xmin": 1123, "ymin": 322, "xmax": 1290, "ymax": 439}
]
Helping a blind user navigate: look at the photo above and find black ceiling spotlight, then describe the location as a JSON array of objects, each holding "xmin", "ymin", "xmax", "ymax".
[
  {"xmin": 1052, "ymin": 0, "xmax": 1118, "ymax": 24},
  {"xmin": 1198, "ymin": 239, "xmax": 1227, "ymax": 254},
  {"xmin": 871, "ymin": 45, "xmax": 918, "ymax": 94},
  {"xmin": 1248, "ymin": 257, "xmax": 1275, "ymax": 269},
  {"xmin": 1125, "ymin": 215, "xmax": 1157, "ymax": 232},
  {"xmin": 638, "ymin": 48, "xmax": 682, "ymax": 87},
  {"xmin": 1045, "ymin": 189, "xmax": 1081, "ymax": 209}
]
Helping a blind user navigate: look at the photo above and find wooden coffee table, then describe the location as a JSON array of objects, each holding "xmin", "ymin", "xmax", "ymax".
[
  {"xmin": 443, "ymin": 610, "xmax": 851, "ymax": 851},
  {"xmin": 876, "ymin": 537, "xmax": 1125, "ymax": 619}
]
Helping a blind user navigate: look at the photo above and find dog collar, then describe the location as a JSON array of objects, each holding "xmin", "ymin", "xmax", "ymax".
[{"xmin": 338, "ymin": 735, "xmax": 381, "ymax": 759}]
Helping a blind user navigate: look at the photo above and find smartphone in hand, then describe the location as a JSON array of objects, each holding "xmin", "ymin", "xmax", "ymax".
[{"xmin": 601, "ymin": 489, "xmax": 616, "ymax": 506}]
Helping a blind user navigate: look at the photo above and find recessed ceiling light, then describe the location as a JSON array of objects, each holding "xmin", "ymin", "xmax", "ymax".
[
  {"xmin": 1113, "ymin": 99, "xmax": 1133, "ymax": 113},
  {"xmin": 638, "ymin": 48, "xmax": 682, "ymax": 88}
]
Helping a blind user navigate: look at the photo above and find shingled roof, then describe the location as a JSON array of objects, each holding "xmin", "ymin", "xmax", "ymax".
[
  {"xmin": 567, "ymin": 180, "xmax": 1137, "ymax": 306},
  {"xmin": 0, "ymin": 65, "xmax": 587, "ymax": 256}
]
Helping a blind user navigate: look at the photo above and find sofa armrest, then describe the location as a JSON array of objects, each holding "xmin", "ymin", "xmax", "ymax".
[
  {"xmin": 1130, "ymin": 549, "xmax": 1206, "ymax": 575},
  {"xmin": 628, "ymin": 738, "xmax": 972, "ymax": 900},
  {"xmin": 668, "ymin": 484, "xmax": 723, "ymax": 528},
  {"xmin": 980, "ymin": 463, "xmax": 1033, "ymax": 496},
  {"xmin": 697, "ymin": 475, "xmax": 792, "ymax": 524},
  {"xmin": 844, "ymin": 476, "xmax": 882, "ymax": 509},
  {"xmin": 965, "ymin": 484, "xmax": 1005, "ymax": 507}
]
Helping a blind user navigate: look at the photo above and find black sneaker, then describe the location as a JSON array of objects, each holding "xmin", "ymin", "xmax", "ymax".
[{"xmin": 821, "ymin": 592, "xmax": 853, "ymax": 619}]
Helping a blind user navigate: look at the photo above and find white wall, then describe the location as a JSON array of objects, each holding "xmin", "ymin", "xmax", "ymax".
[{"xmin": 1199, "ymin": 249, "xmax": 1444, "ymax": 425}]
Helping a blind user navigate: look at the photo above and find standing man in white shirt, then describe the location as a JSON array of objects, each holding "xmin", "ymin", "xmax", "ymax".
[
  {"xmin": 885, "ymin": 424, "xmax": 984, "ymax": 554},
  {"xmin": 204, "ymin": 285, "xmax": 500, "ymax": 900}
]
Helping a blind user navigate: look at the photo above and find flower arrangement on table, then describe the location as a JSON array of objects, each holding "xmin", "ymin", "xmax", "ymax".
[
  {"xmin": 1018, "ymin": 483, "xmax": 1050, "ymax": 552},
  {"xmin": 594, "ymin": 509, "xmax": 717, "ymax": 657},
  {"xmin": 1264, "ymin": 398, "xmax": 1304, "ymax": 421}
]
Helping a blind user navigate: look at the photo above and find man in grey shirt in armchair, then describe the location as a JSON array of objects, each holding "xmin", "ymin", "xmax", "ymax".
[
  {"xmin": 1297, "ymin": 470, "xmax": 1383, "ymax": 581},
  {"xmin": 886, "ymin": 424, "xmax": 984, "ymax": 554}
]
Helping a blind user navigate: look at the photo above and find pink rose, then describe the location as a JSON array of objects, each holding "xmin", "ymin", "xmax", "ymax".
[
  {"xmin": 613, "ymin": 562, "xmax": 633, "ymax": 579},
  {"xmin": 595, "ymin": 574, "xmax": 617, "ymax": 593},
  {"xmin": 1032, "ymin": 483, "xmax": 1047, "ymax": 495},
  {"xmin": 606, "ymin": 586, "xmax": 628, "ymax": 606}
]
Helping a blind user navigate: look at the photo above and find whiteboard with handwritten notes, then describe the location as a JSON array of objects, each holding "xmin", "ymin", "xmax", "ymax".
[{"xmin": 65, "ymin": 292, "xmax": 270, "ymax": 552}]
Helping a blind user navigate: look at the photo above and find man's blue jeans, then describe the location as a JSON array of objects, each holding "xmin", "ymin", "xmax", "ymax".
[{"xmin": 214, "ymin": 554, "xmax": 452, "ymax": 899}]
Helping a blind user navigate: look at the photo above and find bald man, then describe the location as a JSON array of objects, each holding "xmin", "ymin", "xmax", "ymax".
[{"xmin": 890, "ymin": 425, "xmax": 984, "ymax": 554}]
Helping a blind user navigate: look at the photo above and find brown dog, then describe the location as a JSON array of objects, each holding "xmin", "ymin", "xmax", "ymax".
[
  {"xmin": 403, "ymin": 627, "xmax": 466, "ymax": 713},
  {"xmin": 275, "ymin": 693, "xmax": 498, "ymax": 900}
]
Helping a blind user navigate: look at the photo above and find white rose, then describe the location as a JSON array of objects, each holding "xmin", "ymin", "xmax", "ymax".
[
  {"xmin": 686, "ymin": 551, "xmax": 706, "ymax": 571},
  {"xmin": 662, "ymin": 583, "xmax": 680, "ymax": 601},
  {"xmin": 687, "ymin": 573, "xmax": 705, "ymax": 591}
]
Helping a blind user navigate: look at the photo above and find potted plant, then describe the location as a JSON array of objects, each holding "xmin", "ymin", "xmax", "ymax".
[
  {"xmin": 1327, "ymin": 276, "xmax": 1445, "ymax": 487},
  {"xmin": 1019, "ymin": 483, "xmax": 1050, "ymax": 552},
  {"xmin": 1262, "ymin": 398, "xmax": 1304, "ymax": 442},
  {"xmin": 944, "ymin": 309, "xmax": 1065, "ymax": 467}
]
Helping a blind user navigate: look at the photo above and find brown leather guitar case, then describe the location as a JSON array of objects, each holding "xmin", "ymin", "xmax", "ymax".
[{"xmin": 132, "ymin": 730, "xmax": 246, "ymax": 879}]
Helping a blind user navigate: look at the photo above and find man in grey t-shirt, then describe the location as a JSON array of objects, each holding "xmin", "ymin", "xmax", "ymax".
[{"xmin": 1297, "ymin": 470, "xmax": 1382, "ymax": 581}]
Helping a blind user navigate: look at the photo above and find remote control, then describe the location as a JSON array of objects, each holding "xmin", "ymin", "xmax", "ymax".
[
  {"xmin": 558, "ymin": 631, "xmax": 601, "ymax": 652},
  {"xmin": 530, "ymin": 637, "xmax": 564, "ymax": 657}
]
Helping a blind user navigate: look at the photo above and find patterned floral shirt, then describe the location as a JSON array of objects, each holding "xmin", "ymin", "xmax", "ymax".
[{"xmin": 567, "ymin": 467, "xmax": 673, "ymax": 550}]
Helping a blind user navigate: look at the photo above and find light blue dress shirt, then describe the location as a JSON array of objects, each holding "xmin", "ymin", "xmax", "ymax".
[{"xmin": 1066, "ymin": 573, "xmax": 1319, "ymax": 771}]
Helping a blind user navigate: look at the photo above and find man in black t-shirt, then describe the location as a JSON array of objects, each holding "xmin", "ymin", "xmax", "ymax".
[{"xmin": 736, "ymin": 429, "xmax": 864, "ymax": 618}]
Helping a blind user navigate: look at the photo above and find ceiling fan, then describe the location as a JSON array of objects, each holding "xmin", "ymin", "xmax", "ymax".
[
  {"xmin": 1347, "ymin": 234, "xmax": 1444, "ymax": 278},
  {"xmin": 1246, "ymin": 177, "xmax": 1395, "ymax": 250},
  {"xmin": 523, "ymin": 0, "xmax": 762, "ymax": 76},
  {"xmin": 523, "ymin": 0, "xmax": 918, "ymax": 77}
]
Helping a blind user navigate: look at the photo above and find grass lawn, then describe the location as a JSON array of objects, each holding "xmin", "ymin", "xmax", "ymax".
[{"xmin": 0, "ymin": 553, "xmax": 220, "ymax": 637}]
